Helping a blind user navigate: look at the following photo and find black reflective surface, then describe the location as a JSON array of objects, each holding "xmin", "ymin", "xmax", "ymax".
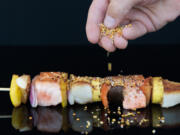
[{"xmin": 0, "ymin": 45, "xmax": 180, "ymax": 135}]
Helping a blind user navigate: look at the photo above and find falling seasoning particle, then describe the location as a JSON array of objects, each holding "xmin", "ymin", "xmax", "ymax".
[
  {"xmin": 152, "ymin": 129, "xmax": 156, "ymax": 134},
  {"xmin": 107, "ymin": 52, "xmax": 110, "ymax": 57},
  {"xmin": 108, "ymin": 62, "xmax": 112, "ymax": 72}
]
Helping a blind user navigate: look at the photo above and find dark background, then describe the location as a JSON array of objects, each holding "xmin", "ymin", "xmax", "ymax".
[{"xmin": 0, "ymin": 0, "xmax": 179, "ymax": 45}]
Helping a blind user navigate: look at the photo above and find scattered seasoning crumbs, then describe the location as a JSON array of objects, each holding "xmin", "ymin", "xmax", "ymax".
[
  {"xmin": 84, "ymin": 106, "xmax": 87, "ymax": 111},
  {"xmin": 93, "ymin": 115, "xmax": 97, "ymax": 119},
  {"xmin": 76, "ymin": 118, "xmax": 80, "ymax": 121},
  {"xmin": 121, "ymin": 118, "xmax": 124, "ymax": 123},
  {"xmin": 117, "ymin": 111, "xmax": 121, "ymax": 115},
  {"xmin": 126, "ymin": 120, "xmax": 130, "ymax": 126},
  {"xmin": 152, "ymin": 129, "xmax": 156, "ymax": 134},
  {"xmin": 139, "ymin": 118, "xmax": 149, "ymax": 125},
  {"xmin": 122, "ymin": 112, "xmax": 135, "ymax": 117},
  {"xmin": 112, "ymin": 118, "xmax": 116, "ymax": 122},
  {"xmin": 86, "ymin": 121, "xmax": 91, "ymax": 128}
]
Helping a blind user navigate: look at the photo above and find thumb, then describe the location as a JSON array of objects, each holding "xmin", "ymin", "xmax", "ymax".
[{"xmin": 104, "ymin": 0, "xmax": 138, "ymax": 28}]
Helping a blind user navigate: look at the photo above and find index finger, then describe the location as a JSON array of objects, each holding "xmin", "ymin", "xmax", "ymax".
[{"xmin": 86, "ymin": 0, "xmax": 109, "ymax": 44}]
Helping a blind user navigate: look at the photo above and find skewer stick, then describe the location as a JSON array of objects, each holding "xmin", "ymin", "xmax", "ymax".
[
  {"xmin": 0, "ymin": 88, "xmax": 10, "ymax": 91},
  {"xmin": 0, "ymin": 115, "xmax": 11, "ymax": 118}
]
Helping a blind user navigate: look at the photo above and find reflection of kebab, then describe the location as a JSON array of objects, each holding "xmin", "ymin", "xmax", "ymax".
[
  {"xmin": 9, "ymin": 104, "xmax": 180, "ymax": 133},
  {"xmin": 2, "ymin": 72, "xmax": 180, "ymax": 110}
]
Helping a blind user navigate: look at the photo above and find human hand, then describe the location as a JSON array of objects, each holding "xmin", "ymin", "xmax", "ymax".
[{"xmin": 86, "ymin": 0, "xmax": 180, "ymax": 52}]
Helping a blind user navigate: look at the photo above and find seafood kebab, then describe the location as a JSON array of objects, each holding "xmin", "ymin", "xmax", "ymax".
[{"xmin": 5, "ymin": 72, "xmax": 180, "ymax": 110}]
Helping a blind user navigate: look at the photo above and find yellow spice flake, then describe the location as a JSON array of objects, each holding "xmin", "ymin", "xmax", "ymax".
[
  {"xmin": 108, "ymin": 62, "xmax": 112, "ymax": 72},
  {"xmin": 76, "ymin": 118, "xmax": 80, "ymax": 121}
]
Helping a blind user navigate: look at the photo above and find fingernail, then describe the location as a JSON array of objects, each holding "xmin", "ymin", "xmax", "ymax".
[{"xmin": 104, "ymin": 15, "xmax": 115, "ymax": 28}]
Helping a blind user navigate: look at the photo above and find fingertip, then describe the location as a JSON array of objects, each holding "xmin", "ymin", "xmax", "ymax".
[
  {"xmin": 86, "ymin": 23, "xmax": 100, "ymax": 44},
  {"xmin": 122, "ymin": 27, "xmax": 135, "ymax": 40},
  {"xmin": 114, "ymin": 35, "xmax": 128, "ymax": 49},
  {"xmin": 100, "ymin": 36, "xmax": 116, "ymax": 52}
]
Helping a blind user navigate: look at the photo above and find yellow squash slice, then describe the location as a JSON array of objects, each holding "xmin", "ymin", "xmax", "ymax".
[
  {"xmin": 10, "ymin": 75, "xmax": 22, "ymax": 107},
  {"xmin": 92, "ymin": 78, "xmax": 101, "ymax": 102},
  {"xmin": 152, "ymin": 77, "xmax": 164, "ymax": 104}
]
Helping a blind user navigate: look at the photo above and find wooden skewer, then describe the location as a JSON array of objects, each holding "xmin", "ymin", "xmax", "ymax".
[
  {"xmin": 0, "ymin": 115, "xmax": 12, "ymax": 118},
  {"xmin": 0, "ymin": 88, "xmax": 10, "ymax": 91}
]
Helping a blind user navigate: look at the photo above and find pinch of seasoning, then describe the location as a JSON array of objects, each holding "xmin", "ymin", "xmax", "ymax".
[
  {"xmin": 29, "ymin": 116, "xmax": 32, "ymax": 120},
  {"xmin": 108, "ymin": 62, "xmax": 112, "ymax": 72},
  {"xmin": 93, "ymin": 115, "xmax": 97, "ymax": 119},
  {"xmin": 152, "ymin": 129, "xmax": 156, "ymax": 134},
  {"xmin": 72, "ymin": 113, "xmax": 76, "ymax": 116},
  {"xmin": 76, "ymin": 118, "xmax": 80, "ymax": 121}
]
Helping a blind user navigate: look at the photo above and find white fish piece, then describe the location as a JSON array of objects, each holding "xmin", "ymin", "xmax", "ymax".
[{"xmin": 68, "ymin": 83, "xmax": 93, "ymax": 105}]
